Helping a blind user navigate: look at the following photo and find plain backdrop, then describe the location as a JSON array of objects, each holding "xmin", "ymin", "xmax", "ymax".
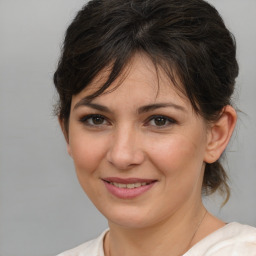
[{"xmin": 0, "ymin": 1, "xmax": 255, "ymax": 255}]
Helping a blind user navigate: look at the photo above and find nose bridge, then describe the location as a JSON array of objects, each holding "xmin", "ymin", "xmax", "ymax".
[{"xmin": 107, "ymin": 123, "xmax": 144, "ymax": 169}]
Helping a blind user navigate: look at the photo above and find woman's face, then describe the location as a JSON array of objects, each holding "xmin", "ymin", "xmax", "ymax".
[{"xmin": 66, "ymin": 54, "xmax": 211, "ymax": 229}]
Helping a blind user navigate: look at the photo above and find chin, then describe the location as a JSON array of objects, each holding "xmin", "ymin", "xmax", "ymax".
[
  {"xmin": 100, "ymin": 205, "xmax": 164, "ymax": 230},
  {"xmin": 109, "ymin": 217, "xmax": 153, "ymax": 230}
]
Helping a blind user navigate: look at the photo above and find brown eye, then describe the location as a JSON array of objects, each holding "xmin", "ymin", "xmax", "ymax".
[
  {"xmin": 154, "ymin": 117, "xmax": 167, "ymax": 126},
  {"xmin": 92, "ymin": 116, "xmax": 105, "ymax": 125},
  {"xmin": 80, "ymin": 114, "xmax": 109, "ymax": 126},
  {"xmin": 146, "ymin": 115, "xmax": 176, "ymax": 128}
]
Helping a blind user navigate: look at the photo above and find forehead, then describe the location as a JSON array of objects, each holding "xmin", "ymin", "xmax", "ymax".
[{"xmin": 71, "ymin": 53, "xmax": 189, "ymax": 107}]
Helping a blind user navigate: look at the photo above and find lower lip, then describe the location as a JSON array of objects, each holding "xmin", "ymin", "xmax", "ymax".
[{"xmin": 103, "ymin": 181, "xmax": 156, "ymax": 199}]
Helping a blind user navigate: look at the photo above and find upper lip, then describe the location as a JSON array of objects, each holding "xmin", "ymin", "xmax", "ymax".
[{"xmin": 102, "ymin": 177, "xmax": 157, "ymax": 184}]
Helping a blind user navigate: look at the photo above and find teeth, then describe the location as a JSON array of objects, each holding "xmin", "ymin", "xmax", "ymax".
[
  {"xmin": 113, "ymin": 182, "xmax": 126, "ymax": 188},
  {"xmin": 110, "ymin": 182, "xmax": 149, "ymax": 189},
  {"xmin": 134, "ymin": 183, "xmax": 141, "ymax": 188},
  {"xmin": 119, "ymin": 183, "xmax": 127, "ymax": 188},
  {"xmin": 127, "ymin": 184, "xmax": 135, "ymax": 189}
]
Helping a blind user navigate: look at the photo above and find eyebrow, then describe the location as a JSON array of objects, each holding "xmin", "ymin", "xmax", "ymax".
[
  {"xmin": 74, "ymin": 98, "xmax": 111, "ymax": 112},
  {"xmin": 73, "ymin": 97, "xmax": 185, "ymax": 113},
  {"xmin": 138, "ymin": 103, "xmax": 185, "ymax": 114}
]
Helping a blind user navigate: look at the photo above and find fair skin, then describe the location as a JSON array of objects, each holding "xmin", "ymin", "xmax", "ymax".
[{"xmin": 60, "ymin": 53, "xmax": 237, "ymax": 256}]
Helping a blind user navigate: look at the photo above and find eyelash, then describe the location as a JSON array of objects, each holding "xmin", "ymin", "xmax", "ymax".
[
  {"xmin": 79, "ymin": 114, "xmax": 110, "ymax": 127},
  {"xmin": 79, "ymin": 114, "xmax": 177, "ymax": 128},
  {"xmin": 145, "ymin": 115, "xmax": 177, "ymax": 128}
]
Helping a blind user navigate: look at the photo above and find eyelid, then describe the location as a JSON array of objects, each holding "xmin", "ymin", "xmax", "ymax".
[
  {"xmin": 78, "ymin": 113, "xmax": 177, "ymax": 129},
  {"xmin": 79, "ymin": 114, "xmax": 111, "ymax": 126},
  {"xmin": 144, "ymin": 115, "xmax": 177, "ymax": 127}
]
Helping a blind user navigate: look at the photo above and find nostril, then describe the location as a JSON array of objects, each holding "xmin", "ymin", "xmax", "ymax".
[
  {"xmin": 106, "ymin": 148, "xmax": 145, "ymax": 170},
  {"xmin": 106, "ymin": 130, "xmax": 145, "ymax": 169}
]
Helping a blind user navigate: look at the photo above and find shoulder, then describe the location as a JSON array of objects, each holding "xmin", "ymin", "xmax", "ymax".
[
  {"xmin": 186, "ymin": 222, "xmax": 256, "ymax": 256},
  {"xmin": 56, "ymin": 230, "xmax": 108, "ymax": 256}
]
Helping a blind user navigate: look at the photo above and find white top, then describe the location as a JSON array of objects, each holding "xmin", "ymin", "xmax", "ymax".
[{"xmin": 57, "ymin": 222, "xmax": 256, "ymax": 256}]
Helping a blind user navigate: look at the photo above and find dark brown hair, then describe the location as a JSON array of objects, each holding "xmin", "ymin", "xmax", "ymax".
[{"xmin": 54, "ymin": 0, "xmax": 239, "ymax": 201}]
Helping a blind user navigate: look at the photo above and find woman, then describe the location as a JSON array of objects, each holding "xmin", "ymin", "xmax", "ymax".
[{"xmin": 54, "ymin": 0, "xmax": 256, "ymax": 255}]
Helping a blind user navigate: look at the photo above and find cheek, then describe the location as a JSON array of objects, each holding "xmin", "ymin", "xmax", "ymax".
[
  {"xmin": 68, "ymin": 132, "xmax": 110, "ymax": 201},
  {"xmin": 148, "ymin": 134, "xmax": 206, "ymax": 179},
  {"xmin": 148, "ymin": 135, "xmax": 206, "ymax": 208},
  {"xmin": 68, "ymin": 131, "xmax": 108, "ymax": 176}
]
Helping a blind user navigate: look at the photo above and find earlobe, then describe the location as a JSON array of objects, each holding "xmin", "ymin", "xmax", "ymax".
[
  {"xmin": 204, "ymin": 105, "xmax": 237, "ymax": 163},
  {"xmin": 66, "ymin": 144, "xmax": 72, "ymax": 157},
  {"xmin": 58, "ymin": 116, "xmax": 73, "ymax": 157}
]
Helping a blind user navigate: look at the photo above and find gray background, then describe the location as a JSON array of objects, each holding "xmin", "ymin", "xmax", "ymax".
[{"xmin": 0, "ymin": 0, "xmax": 255, "ymax": 255}]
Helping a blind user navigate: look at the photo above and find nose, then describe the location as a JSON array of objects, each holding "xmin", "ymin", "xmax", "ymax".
[{"xmin": 106, "ymin": 126, "xmax": 145, "ymax": 170}]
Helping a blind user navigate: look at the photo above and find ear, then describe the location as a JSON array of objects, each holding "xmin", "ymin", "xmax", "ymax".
[
  {"xmin": 58, "ymin": 116, "xmax": 72, "ymax": 157},
  {"xmin": 204, "ymin": 105, "xmax": 237, "ymax": 163}
]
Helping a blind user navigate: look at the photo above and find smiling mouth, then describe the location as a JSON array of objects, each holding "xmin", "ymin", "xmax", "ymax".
[
  {"xmin": 102, "ymin": 178, "xmax": 157, "ymax": 199},
  {"xmin": 102, "ymin": 177, "xmax": 157, "ymax": 188},
  {"xmin": 104, "ymin": 181, "xmax": 152, "ymax": 189}
]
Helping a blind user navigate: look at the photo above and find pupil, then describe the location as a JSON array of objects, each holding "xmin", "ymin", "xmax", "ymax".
[
  {"xmin": 155, "ymin": 117, "xmax": 166, "ymax": 126},
  {"xmin": 93, "ymin": 116, "xmax": 103, "ymax": 125}
]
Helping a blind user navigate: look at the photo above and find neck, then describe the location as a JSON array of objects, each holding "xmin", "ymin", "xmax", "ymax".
[{"xmin": 104, "ymin": 201, "xmax": 207, "ymax": 256}]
